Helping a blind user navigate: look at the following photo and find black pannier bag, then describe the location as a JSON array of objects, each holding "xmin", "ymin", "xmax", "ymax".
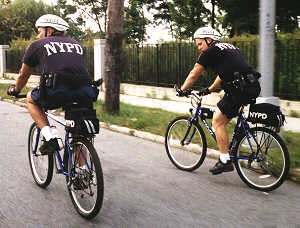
[
  {"xmin": 246, "ymin": 103, "xmax": 285, "ymax": 128},
  {"xmin": 65, "ymin": 108, "xmax": 99, "ymax": 136}
]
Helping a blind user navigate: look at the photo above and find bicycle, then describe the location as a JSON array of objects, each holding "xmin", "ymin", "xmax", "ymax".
[
  {"xmin": 165, "ymin": 86, "xmax": 290, "ymax": 192},
  {"xmin": 14, "ymin": 79, "xmax": 104, "ymax": 219}
]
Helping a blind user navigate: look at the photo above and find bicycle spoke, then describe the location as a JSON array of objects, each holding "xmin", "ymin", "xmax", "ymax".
[
  {"xmin": 234, "ymin": 127, "xmax": 289, "ymax": 191},
  {"xmin": 28, "ymin": 123, "xmax": 53, "ymax": 188},
  {"xmin": 165, "ymin": 117, "xmax": 207, "ymax": 171},
  {"xmin": 66, "ymin": 139, "xmax": 103, "ymax": 219}
]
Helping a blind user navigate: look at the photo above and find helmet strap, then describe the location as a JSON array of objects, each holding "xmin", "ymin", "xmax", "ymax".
[
  {"xmin": 45, "ymin": 27, "xmax": 56, "ymax": 37},
  {"xmin": 204, "ymin": 38, "xmax": 214, "ymax": 47},
  {"xmin": 44, "ymin": 27, "xmax": 48, "ymax": 37}
]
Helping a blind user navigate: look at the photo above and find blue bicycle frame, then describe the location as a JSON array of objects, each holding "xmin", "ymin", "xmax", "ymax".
[
  {"xmin": 32, "ymin": 111, "xmax": 92, "ymax": 177},
  {"xmin": 181, "ymin": 95, "xmax": 261, "ymax": 161}
]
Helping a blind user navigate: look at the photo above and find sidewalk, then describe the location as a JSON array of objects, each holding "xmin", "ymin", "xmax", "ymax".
[{"xmin": 103, "ymin": 93, "xmax": 300, "ymax": 133}]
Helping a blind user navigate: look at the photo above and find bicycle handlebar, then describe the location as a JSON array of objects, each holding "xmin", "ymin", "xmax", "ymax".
[
  {"xmin": 13, "ymin": 94, "xmax": 27, "ymax": 98},
  {"xmin": 90, "ymin": 78, "xmax": 103, "ymax": 87},
  {"xmin": 9, "ymin": 78, "xmax": 104, "ymax": 99},
  {"xmin": 174, "ymin": 84, "xmax": 201, "ymax": 98}
]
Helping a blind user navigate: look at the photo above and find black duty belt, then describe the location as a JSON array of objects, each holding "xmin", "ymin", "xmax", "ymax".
[
  {"xmin": 41, "ymin": 72, "xmax": 91, "ymax": 90},
  {"xmin": 222, "ymin": 72, "xmax": 261, "ymax": 93}
]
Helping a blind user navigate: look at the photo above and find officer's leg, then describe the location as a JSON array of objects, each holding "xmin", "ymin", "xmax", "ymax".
[
  {"xmin": 26, "ymin": 92, "xmax": 48, "ymax": 129},
  {"xmin": 27, "ymin": 91, "xmax": 59, "ymax": 155},
  {"xmin": 209, "ymin": 107, "xmax": 234, "ymax": 174},
  {"xmin": 212, "ymin": 108, "xmax": 230, "ymax": 155}
]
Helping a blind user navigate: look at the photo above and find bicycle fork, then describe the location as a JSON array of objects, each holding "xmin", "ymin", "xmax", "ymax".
[{"xmin": 181, "ymin": 118, "xmax": 197, "ymax": 146}]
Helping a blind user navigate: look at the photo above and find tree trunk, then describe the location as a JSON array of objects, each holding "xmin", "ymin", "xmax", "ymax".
[{"xmin": 103, "ymin": 0, "xmax": 124, "ymax": 114}]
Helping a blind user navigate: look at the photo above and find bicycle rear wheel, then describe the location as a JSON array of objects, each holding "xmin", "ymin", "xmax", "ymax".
[
  {"xmin": 66, "ymin": 138, "xmax": 104, "ymax": 219},
  {"xmin": 165, "ymin": 116, "xmax": 207, "ymax": 171},
  {"xmin": 28, "ymin": 123, "xmax": 54, "ymax": 188},
  {"xmin": 233, "ymin": 127, "xmax": 290, "ymax": 192}
]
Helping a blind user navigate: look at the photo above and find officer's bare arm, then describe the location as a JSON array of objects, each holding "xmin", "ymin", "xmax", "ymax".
[
  {"xmin": 15, "ymin": 63, "xmax": 34, "ymax": 92},
  {"xmin": 181, "ymin": 63, "xmax": 205, "ymax": 91},
  {"xmin": 208, "ymin": 75, "xmax": 222, "ymax": 92}
]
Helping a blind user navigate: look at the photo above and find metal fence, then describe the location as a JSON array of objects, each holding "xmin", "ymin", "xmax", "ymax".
[
  {"xmin": 6, "ymin": 49, "xmax": 25, "ymax": 74},
  {"xmin": 5, "ymin": 39, "xmax": 300, "ymax": 100},
  {"xmin": 122, "ymin": 42, "xmax": 213, "ymax": 88},
  {"xmin": 122, "ymin": 40, "xmax": 300, "ymax": 100},
  {"xmin": 274, "ymin": 40, "xmax": 300, "ymax": 100},
  {"xmin": 122, "ymin": 41, "xmax": 259, "ymax": 89}
]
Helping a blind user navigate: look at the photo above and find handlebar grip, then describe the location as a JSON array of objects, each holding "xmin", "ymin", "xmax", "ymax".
[{"xmin": 92, "ymin": 78, "xmax": 103, "ymax": 87}]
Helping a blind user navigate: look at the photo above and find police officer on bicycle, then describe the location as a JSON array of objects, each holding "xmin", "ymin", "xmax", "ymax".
[
  {"xmin": 179, "ymin": 26, "xmax": 261, "ymax": 175},
  {"xmin": 7, "ymin": 14, "xmax": 98, "ymax": 155}
]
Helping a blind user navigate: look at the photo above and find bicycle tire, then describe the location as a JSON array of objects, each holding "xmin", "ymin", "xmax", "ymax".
[
  {"xmin": 28, "ymin": 123, "xmax": 54, "ymax": 188},
  {"xmin": 165, "ymin": 116, "xmax": 207, "ymax": 171},
  {"xmin": 233, "ymin": 127, "xmax": 290, "ymax": 192},
  {"xmin": 65, "ymin": 138, "xmax": 104, "ymax": 219}
]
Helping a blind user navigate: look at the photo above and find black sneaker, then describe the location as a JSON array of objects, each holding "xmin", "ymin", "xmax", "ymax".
[
  {"xmin": 39, "ymin": 138, "xmax": 59, "ymax": 155},
  {"xmin": 209, "ymin": 159, "xmax": 234, "ymax": 175}
]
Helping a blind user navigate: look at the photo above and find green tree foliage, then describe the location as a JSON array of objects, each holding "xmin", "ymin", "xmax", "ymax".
[
  {"xmin": 0, "ymin": 0, "xmax": 85, "ymax": 44},
  {"xmin": 56, "ymin": 0, "xmax": 108, "ymax": 36},
  {"xmin": 276, "ymin": 0, "xmax": 300, "ymax": 33},
  {"xmin": 56, "ymin": 0, "xmax": 149, "ymax": 44},
  {"xmin": 215, "ymin": 0, "xmax": 300, "ymax": 36},
  {"xmin": 123, "ymin": 0, "xmax": 150, "ymax": 44},
  {"xmin": 0, "ymin": 0, "xmax": 11, "ymax": 7},
  {"xmin": 0, "ymin": 0, "xmax": 55, "ymax": 44},
  {"xmin": 142, "ymin": 0, "xmax": 211, "ymax": 39},
  {"xmin": 53, "ymin": 0, "xmax": 86, "ymax": 40}
]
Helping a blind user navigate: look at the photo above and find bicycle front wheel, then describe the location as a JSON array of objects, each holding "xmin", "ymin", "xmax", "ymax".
[
  {"xmin": 233, "ymin": 127, "xmax": 290, "ymax": 192},
  {"xmin": 165, "ymin": 116, "xmax": 207, "ymax": 171},
  {"xmin": 28, "ymin": 123, "xmax": 54, "ymax": 188},
  {"xmin": 66, "ymin": 138, "xmax": 104, "ymax": 219}
]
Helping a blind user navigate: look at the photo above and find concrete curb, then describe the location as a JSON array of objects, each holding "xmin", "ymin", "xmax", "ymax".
[{"xmin": 0, "ymin": 96, "xmax": 299, "ymax": 183}]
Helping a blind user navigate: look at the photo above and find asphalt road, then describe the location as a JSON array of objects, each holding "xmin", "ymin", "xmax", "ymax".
[{"xmin": 0, "ymin": 101, "xmax": 300, "ymax": 228}]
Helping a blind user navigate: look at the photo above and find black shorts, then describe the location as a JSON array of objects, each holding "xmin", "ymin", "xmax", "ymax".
[
  {"xmin": 31, "ymin": 84, "xmax": 97, "ymax": 110},
  {"xmin": 217, "ymin": 82, "xmax": 261, "ymax": 119}
]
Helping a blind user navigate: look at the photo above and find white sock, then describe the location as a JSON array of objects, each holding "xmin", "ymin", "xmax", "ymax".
[
  {"xmin": 79, "ymin": 165, "xmax": 86, "ymax": 170},
  {"xmin": 220, "ymin": 153, "xmax": 230, "ymax": 163},
  {"xmin": 41, "ymin": 126, "xmax": 54, "ymax": 141}
]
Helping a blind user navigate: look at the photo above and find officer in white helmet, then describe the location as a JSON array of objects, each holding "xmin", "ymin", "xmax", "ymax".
[
  {"xmin": 35, "ymin": 14, "xmax": 69, "ymax": 38},
  {"xmin": 7, "ymin": 14, "xmax": 98, "ymax": 155},
  {"xmin": 193, "ymin": 26, "xmax": 221, "ymax": 46},
  {"xmin": 179, "ymin": 26, "xmax": 261, "ymax": 175}
]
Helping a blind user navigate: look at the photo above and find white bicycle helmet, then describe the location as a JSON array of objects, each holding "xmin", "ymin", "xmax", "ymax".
[
  {"xmin": 193, "ymin": 26, "xmax": 221, "ymax": 40},
  {"xmin": 35, "ymin": 14, "xmax": 69, "ymax": 32}
]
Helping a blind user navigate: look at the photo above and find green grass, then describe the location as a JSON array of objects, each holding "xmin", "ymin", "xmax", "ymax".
[
  {"xmin": 0, "ymin": 84, "xmax": 31, "ymax": 100},
  {"xmin": 289, "ymin": 110, "xmax": 300, "ymax": 118},
  {"xmin": 1, "ymin": 84, "xmax": 300, "ymax": 183},
  {"xmin": 94, "ymin": 99, "xmax": 179, "ymax": 136},
  {"xmin": 282, "ymin": 131, "xmax": 300, "ymax": 177}
]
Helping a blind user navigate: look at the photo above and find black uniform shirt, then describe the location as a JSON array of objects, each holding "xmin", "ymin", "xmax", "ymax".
[
  {"xmin": 23, "ymin": 36, "xmax": 89, "ymax": 76},
  {"xmin": 196, "ymin": 41, "xmax": 255, "ymax": 83}
]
